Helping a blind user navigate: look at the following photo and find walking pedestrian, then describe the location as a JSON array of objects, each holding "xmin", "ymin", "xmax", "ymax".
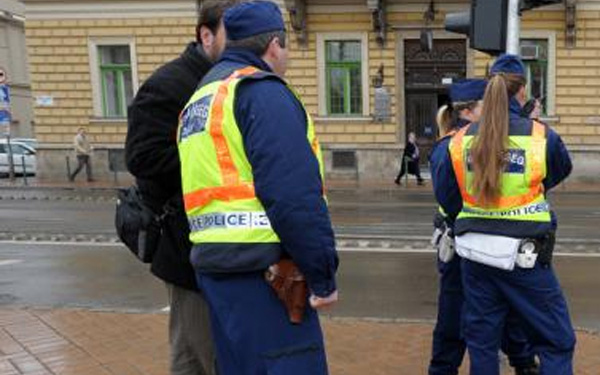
[
  {"xmin": 69, "ymin": 127, "xmax": 94, "ymax": 182},
  {"xmin": 177, "ymin": 2, "xmax": 339, "ymax": 374},
  {"xmin": 394, "ymin": 131, "xmax": 424, "ymax": 186},
  {"xmin": 432, "ymin": 54, "xmax": 576, "ymax": 375},
  {"xmin": 126, "ymin": 1, "xmax": 239, "ymax": 374},
  {"xmin": 429, "ymin": 79, "xmax": 539, "ymax": 375}
]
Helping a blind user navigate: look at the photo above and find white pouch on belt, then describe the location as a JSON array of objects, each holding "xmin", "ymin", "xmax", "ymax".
[
  {"xmin": 455, "ymin": 233, "xmax": 520, "ymax": 271},
  {"xmin": 438, "ymin": 229, "xmax": 456, "ymax": 263}
]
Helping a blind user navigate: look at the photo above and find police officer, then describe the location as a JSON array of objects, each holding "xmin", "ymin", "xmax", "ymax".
[
  {"xmin": 429, "ymin": 79, "xmax": 539, "ymax": 375},
  {"xmin": 177, "ymin": 2, "xmax": 338, "ymax": 375},
  {"xmin": 432, "ymin": 54, "xmax": 575, "ymax": 375}
]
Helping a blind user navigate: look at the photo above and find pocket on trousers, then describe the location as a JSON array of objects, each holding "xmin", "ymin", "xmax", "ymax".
[{"xmin": 264, "ymin": 343, "xmax": 328, "ymax": 375}]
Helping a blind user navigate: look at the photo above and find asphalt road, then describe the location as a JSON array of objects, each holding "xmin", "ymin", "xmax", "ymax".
[
  {"xmin": 0, "ymin": 242, "xmax": 598, "ymax": 331},
  {"xmin": 0, "ymin": 189, "xmax": 598, "ymax": 243}
]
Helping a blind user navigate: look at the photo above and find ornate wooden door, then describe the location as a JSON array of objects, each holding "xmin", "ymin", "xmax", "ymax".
[{"xmin": 404, "ymin": 39, "xmax": 467, "ymax": 162}]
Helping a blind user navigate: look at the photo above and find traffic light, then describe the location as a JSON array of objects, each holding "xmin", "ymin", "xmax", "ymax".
[
  {"xmin": 444, "ymin": 0, "xmax": 563, "ymax": 55},
  {"xmin": 444, "ymin": 0, "xmax": 509, "ymax": 55}
]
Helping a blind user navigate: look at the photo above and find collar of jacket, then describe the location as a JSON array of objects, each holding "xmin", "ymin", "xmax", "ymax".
[
  {"xmin": 181, "ymin": 42, "xmax": 213, "ymax": 75},
  {"xmin": 218, "ymin": 48, "xmax": 273, "ymax": 73},
  {"xmin": 510, "ymin": 97, "xmax": 524, "ymax": 120},
  {"xmin": 454, "ymin": 118, "xmax": 471, "ymax": 129}
]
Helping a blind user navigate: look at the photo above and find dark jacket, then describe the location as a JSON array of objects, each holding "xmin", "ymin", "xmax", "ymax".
[
  {"xmin": 186, "ymin": 48, "xmax": 338, "ymax": 297},
  {"xmin": 431, "ymin": 98, "xmax": 572, "ymax": 238},
  {"xmin": 401, "ymin": 141, "xmax": 420, "ymax": 174},
  {"xmin": 125, "ymin": 42, "xmax": 213, "ymax": 290}
]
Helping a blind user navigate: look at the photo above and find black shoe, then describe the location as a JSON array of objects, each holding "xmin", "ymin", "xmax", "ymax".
[
  {"xmin": 417, "ymin": 180, "xmax": 425, "ymax": 186},
  {"xmin": 515, "ymin": 364, "xmax": 539, "ymax": 375},
  {"xmin": 394, "ymin": 179, "xmax": 401, "ymax": 185}
]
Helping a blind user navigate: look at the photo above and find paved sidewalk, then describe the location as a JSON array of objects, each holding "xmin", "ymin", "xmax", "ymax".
[{"xmin": 1, "ymin": 309, "xmax": 599, "ymax": 375}]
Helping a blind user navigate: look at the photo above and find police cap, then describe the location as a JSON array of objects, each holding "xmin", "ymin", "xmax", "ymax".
[{"xmin": 224, "ymin": 1, "xmax": 285, "ymax": 41}]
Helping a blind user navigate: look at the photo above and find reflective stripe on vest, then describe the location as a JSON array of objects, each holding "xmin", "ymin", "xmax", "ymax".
[
  {"xmin": 178, "ymin": 66, "xmax": 325, "ymax": 245},
  {"xmin": 449, "ymin": 121, "xmax": 550, "ymax": 223}
]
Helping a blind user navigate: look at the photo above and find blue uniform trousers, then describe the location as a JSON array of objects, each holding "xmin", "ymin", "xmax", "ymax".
[
  {"xmin": 461, "ymin": 259, "xmax": 576, "ymax": 375},
  {"xmin": 196, "ymin": 272, "xmax": 329, "ymax": 375},
  {"xmin": 429, "ymin": 256, "xmax": 536, "ymax": 375}
]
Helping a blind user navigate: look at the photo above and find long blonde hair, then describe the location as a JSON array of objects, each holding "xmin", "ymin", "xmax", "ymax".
[
  {"xmin": 436, "ymin": 102, "xmax": 479, "ymax": 138},
  {"xmin": 471, "ymin": 73, "xmax": 525, "ymax": 206}
]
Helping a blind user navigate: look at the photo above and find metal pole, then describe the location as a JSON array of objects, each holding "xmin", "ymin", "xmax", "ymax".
[
  {"xmin": 506, "ymin": 0, "xmax": 521, "ymax": 54},
  {"xmin": 66, "ymin": 155, "xmax": 71, "ymax": 180},
  {"xmin": 6, "ymin": 134, "xmax": 15, "ymax": 181},
  {"xmin": 21, "ymin": 155, "xmax": 28, "ymax": 186}
]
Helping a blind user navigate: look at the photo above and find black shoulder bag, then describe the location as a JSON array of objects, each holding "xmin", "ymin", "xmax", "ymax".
[{"xmin": 115, "ymin": 185, "xmax": 163, "ymax": 263}]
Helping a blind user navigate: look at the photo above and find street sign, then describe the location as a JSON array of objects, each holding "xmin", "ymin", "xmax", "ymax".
[
  {"xmin": 0, "ymin": 84, "xmax": 10, "ymax": 108},
  {"xmin": 0, "ymin": 109, "xmax": 10, "ymax": 135},
  {"xmin": 0, "ymin": 68, "xmax": 6, "ymax": 84}
]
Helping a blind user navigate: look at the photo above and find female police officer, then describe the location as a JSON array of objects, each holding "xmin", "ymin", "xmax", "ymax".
[
  {"xmin": 431, "ymin": 54, "xmax": 575, "ymax": 375},
  {"xmin": 429, "ymin": 79, "xmax": 538, "ymax": 375}
]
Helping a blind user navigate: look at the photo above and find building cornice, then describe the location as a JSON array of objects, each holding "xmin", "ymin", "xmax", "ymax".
[
  {"xmin": 23, "ymin": 0, "xmax": 284, "ymax": 20},
  {"xmin": 24, "ymin": 1, "xmax": 197, "ymax": 20}
]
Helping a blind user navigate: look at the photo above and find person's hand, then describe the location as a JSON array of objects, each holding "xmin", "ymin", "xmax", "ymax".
[
  {"xmin": 309, "ymin": 290, "xmax": 338, "ymax": 310},
  {"xmin": 530, "ymin": 99, "xmax": 542, "ymax": 120}
]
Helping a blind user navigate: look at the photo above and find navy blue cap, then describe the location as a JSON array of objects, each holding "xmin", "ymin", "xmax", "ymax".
[
  {"xmin": 224, "ymin": 1, "xmax": 285, "ymax": 41},
  {"xmin": 490, "ymin": 54, "xmax": 526, "ymax": 76},
  {"xmin": 449, "ymin": 79, "xmax": 487, "ymax": 103}
]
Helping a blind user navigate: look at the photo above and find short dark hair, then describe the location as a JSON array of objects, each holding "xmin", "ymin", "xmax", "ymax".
[
  {"xmin": 226, "ymin": 30, "xmax": 286, "ymax": 56},
  {"xmin": 197, "ymin": 0, "xmax": 240, "ymax": 34}
]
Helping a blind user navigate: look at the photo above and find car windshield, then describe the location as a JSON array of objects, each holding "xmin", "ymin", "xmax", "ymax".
[{"xmin": 1, "ymin": 143, "xmax": 35, "ymax": 155}]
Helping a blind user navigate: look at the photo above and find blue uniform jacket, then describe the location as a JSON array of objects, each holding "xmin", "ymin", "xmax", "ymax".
[
  {"xmin": 430, "ymin": 98, "xmax": 572, "ymax": 237},
  {"xmin": 203, "ymin": 49, "xmax": 338, "ymax": 297}
]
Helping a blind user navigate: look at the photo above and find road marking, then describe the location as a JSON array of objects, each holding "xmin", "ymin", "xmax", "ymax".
[
  {"xmin": 0, "ymin": 240, "xmax": 123, "ymax": 247},
  {"xmin": 1, "ymin": 240, "xmax": 599, "ymax": 258},
  {"xmin": 0, "ymin": 259, "xmax": 23, "ymax": 266},
  {"xmin": 338, "ymin": 247, "xmax": 600, "ymax": 258}
]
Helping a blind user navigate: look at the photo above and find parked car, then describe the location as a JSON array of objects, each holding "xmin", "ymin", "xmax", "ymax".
[
  {"xmin": 0, "ymin": 140, "xmax": 37, "ymax": 177},
  {"xmin": 12, "ymin": 138, "xmax": 38, "ymax": 150}
]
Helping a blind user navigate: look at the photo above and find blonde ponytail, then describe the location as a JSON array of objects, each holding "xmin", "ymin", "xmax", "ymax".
[
  {"xmin": 471, "ymin": 73, "xmax": 525, "ymax": 206},
  {"xmin": 436, "ymin": 105, "xmax": 453, "ymax": 138}
]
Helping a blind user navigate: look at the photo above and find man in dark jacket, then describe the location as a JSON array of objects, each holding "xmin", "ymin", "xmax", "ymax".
[{"xmin": 125, "ymin": 1, "xmax": 238, "ymax": 374}]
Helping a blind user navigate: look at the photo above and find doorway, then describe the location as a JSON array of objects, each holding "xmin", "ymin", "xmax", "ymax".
[{"xmin": 404, "ymin": 39, "xmax": 467, "ymax": 161}]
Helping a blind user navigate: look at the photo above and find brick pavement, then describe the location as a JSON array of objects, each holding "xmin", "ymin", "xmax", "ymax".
[{"xmin": 1, "ymin": 309, "xmax": 599, "ymax": 375}]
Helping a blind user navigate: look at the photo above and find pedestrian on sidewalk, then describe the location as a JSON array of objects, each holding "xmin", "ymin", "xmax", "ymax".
[
  {"xmin": 125, "ymin": 1, "xmax": 239, "ymax": 374},
  {"xmin": 177, "ymin": 2, "xmax": 339, "ymax": 374},
  {"xmin": 429, "ymin": 79, "xmax": 539, "ymax": 375},
  {"xmin": 69, "ymin": 127, "xmax": 94, "ymax": 182},
  {"xmin": 394, "ymin": 131, "xmax": 424, "ymax": 186},
  {"xmin": 432, "ymin": 54, "xmax": 575, "ymax": 375}
]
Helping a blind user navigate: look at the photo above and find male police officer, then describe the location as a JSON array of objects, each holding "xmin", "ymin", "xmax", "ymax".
[
  {"xmin": 126, "ymin": 2, "xmax": 238, "ymax": 374},
  {"xmin": 177, "ymin": 2, "xmax": 339, "ymax": 374}
]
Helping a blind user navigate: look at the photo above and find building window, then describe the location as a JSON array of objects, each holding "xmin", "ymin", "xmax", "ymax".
[
  {"xmin": 98, "ymin": 46, "xmax": 133, "ymax": 118},
  {"xmin": 88, "ymin": 37, "xmax": 138, "ymax": 119},
  {"xmin": 326, "ymin": 41, "xmax": 362, "ymax": 115},
  {"xmin": 317, "ymin": 33, "xmax": 369, "ymax": 118},
  {"xmin": 520, "ymin": 39, "xmax": 549, "ymax": 116}
]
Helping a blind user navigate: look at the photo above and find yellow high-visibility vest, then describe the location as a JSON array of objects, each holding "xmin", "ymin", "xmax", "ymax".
[
  {"xmin": 448, "ymin": 121, "xmax": 551, "ymax": 224},
  {"xmin": 177, "ymin": 66, "xmax": 325, "ymax": 250}
]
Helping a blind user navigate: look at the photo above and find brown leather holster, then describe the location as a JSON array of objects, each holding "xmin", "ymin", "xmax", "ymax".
[{"xmin": 265, "ymin": 259, "xmax": 308, "ymax": 324}]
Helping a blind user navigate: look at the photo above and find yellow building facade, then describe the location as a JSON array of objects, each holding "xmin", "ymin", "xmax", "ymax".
[{"xmin": 22, "ymin": 0, "xmax": 600, "ymax": 182}]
